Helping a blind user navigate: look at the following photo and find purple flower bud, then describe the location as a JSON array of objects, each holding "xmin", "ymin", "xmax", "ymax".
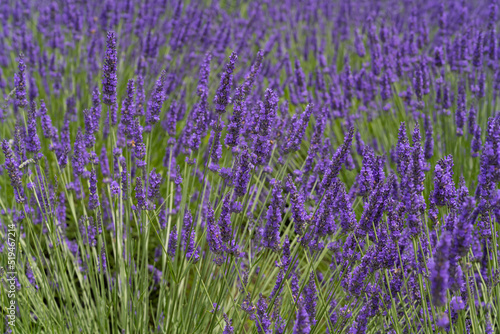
[{"xmin": 283, "ymin": 104, "xmax": 314, "ymax": 154}]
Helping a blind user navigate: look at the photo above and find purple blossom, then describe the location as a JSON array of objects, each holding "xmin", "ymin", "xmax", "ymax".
[
  {"xmin": 26, "ymin": 101, "xmax": 41, "ymax": 156},
  {"xmin": 218, "ymin": 194, "xmax": 233, "ymax": 243},
  {"xmin": 283, "ymin": 104, "xmax": 314, "ymax": 154},
  {"xmin": 88, "ymin": 168, "xmax": 99, "ymax": 210},
  {"xmin": 262, "ymin": 180, "xmax": 283, "ymax": 250},
  {"xmin": 1, "ymin": 140, "xmax": 25, "ymax": 203},
  {"xmin": 206, "ymin": 204, "xmax": 223, "ymax": 255},
  {"xmin": 102, "ymin": 31, "xmax": 118, "ymax": 106},
  {"xmin": 429, "ymin": 231, "xmax": 451, "ymax": 307},
  {"xmin": 15, "ymin": 53, "xmax": 28, "ymax": 109},
  {"xmin": 214, "ymin": 51, "xmax": 237, "ymax": 114}
]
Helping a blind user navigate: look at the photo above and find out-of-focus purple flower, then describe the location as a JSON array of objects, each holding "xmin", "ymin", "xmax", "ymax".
[
  {"xmin": 293, "ymin": 300, "xmax": 311, "ymax": 334},
  {"xmin": 197, "ymin": 52, "xmax": 211, "ymax": 95},
  {"xmin": 453, "ymin": 198, "xmax": 474, "ymax": 258},
  {"xmin": 429, "ymin": 231, "xmax": 451, "ymax": 307},
  {"xmin": 102, "ymin": 31, "xmax": 118, "ymax": 106},
  {"xmin": 255, "ymin": 294, "xmax": 271, "ymax": 333},
  {"xmin": 424, "ymin": 114, "xmax": 433, "ymax": 161},
  {"xmin": 134, "ymin": 75, "xmax": 145, "ymax": 116},
  {"xmin": 214, "ymin": 51, "xmax": 237, "ymax": 114},
  {"xmin": 223, "ymin": 314, "xmax": 233, "ymax": 334},
  {"xmin": 304, "ymin": 272, "xmax": 317, "ymax": 326},
  {"xmin": 478, "ymin": 117, "xmax": 500, "ymax": 201}
]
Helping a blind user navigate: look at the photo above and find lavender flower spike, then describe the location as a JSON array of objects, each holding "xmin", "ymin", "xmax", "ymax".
[
  {"xmin": 102, "ymin": 31, "xmax": 118, "ymax": 106},
  {"xmin": 214, "ymin": 51, "xmax": 238, "ymax": 114},
  {"xmin": 15, "ymin": 53, "xmax": 28, "ymax": 109},
  {"xmin": 429, "ymin": 231, "xmax": 451, "ymax": 307}
]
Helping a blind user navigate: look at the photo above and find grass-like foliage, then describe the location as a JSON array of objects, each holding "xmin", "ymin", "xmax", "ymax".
[{"xmin": 0, "ymin": 1, "xmax": 499, "ymax": 333}]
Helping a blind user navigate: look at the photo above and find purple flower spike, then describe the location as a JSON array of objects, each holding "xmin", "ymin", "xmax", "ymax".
[
  {"xmin": 88, "ymin": 168, "xmax": 99, "ymax": 211},
  {"xmin": 218, "ymin": 194, "xmax": 233, "ymax": 243},
  {"xmin": 145, "ymin": 70, "xmax": 167, "ymax": 128},
  {"xmin": 26, "ymin": 101, "xmax": 41, "ymax": 156},
  {"xmin": 255, "ymin": 294, "xmax": 271, "ymax": 333},
  {"xmin": 102, "ymin": 31, "xmax": 118, "ymax": 106},
  {"xmin": 283, "ymin": 104, "xmax": 314, "ymax": 154},
  {"xmin": 262, "ymin": 179, "xmax": 283, "ymax": 250},
  {"xmin": 206, "ymin": 204, "xmax": 223, "ymax": 255},
  {"xmin": 429, "ymin": 231, "xmax": 451, "ymax": 307},
  {"xmin": 293, "ymin": 300, "xmax": 311, "ymax": 334},
  {"xmin": 214, "ymin": 51, "xmax": 238, "ymax": 114},
  {"xmin": 147, "ymin": 168, "xmax": 162, "ymax": 202},
  {"xmin": 15, "ymin": 53, "xmax": 28, "ymax": 109},
  {"xmin": 2, "ymin": 140, "xmax": 25, "ymax": 203}
]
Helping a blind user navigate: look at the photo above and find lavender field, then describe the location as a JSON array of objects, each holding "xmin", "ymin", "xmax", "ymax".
[{"xmin": 0, "ymin": 0, "xmax": 499, "ymax": 333}]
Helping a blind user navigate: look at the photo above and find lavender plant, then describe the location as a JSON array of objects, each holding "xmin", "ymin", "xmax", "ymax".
[{"xmin": 0, "ymin": 1, "xmax": 499, "ymax": 333}]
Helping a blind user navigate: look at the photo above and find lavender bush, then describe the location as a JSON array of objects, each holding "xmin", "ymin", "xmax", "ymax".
[{"xmin": 0, "ymin": 0, "xmax": 499, "ymax": 333}]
